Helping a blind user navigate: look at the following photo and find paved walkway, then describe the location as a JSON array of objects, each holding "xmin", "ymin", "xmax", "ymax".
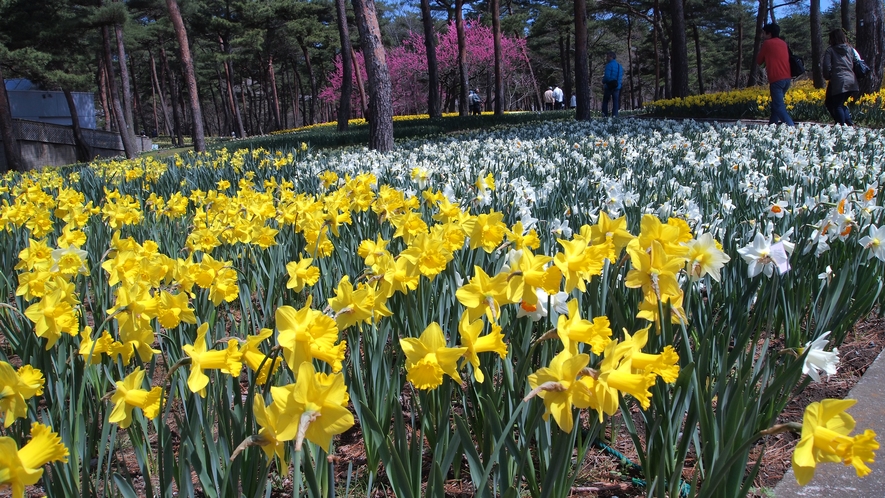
[{"xmin": 775, "ymin": 351, "xmax": 885, "ymax": 498}]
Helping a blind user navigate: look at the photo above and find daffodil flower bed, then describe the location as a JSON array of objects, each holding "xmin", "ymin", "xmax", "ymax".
[
  {"xmin": 647, "ymin": 80, "xmax": 885, "ymax": 127},
  {"xmin": 0, "ymin": 118, "xmax": 883, "ymax": 498}
]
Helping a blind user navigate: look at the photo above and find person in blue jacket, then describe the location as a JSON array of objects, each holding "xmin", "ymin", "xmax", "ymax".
[{"xmin": 602, "ymin": 51, "xmax": 624, "ymax": 117}]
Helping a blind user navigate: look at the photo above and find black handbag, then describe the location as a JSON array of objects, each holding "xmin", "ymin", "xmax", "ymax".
[{"xmin": 854, "ymin": 50, "xmax": 871, "ymax": 80}]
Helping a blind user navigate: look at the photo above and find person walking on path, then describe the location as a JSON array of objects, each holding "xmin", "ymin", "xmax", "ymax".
[
  {"xmin": 468, "ymin": 88, "xmax": 483, "ymax": 116},
  {"xmin": 756, "ymin": 23, "xmax": 795, "ymax": 126},
  {"xmin": 602, "ymin": 51, "xmax": 623, "ymax": 117},
  {"xmin": 543, "ymin": 87, "xmax": 554, "ymax": 111},
  {"xmin": 822, "ymin": 29, "xmax": 859, "ymax": 126},
  {"xmin": 553, "ymin": 85, "xmax": 564, "ymax": 110}
]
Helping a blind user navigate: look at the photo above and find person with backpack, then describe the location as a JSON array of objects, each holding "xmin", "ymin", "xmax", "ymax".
[
  {"xmin": 756, "ymin": 23, "xmax": 795, "ymax": 126},
  {"xmin": 822, "ymin": 29, "xmax": 859, "ymax": 126},
  {"xmin": 602, "ymin": 51, "xmax": 623, "ymax": 117}
]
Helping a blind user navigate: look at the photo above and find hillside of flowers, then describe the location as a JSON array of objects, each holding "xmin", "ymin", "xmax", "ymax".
[
  {"xmin": 648, "ymin": 81, "xmax": 885, "ymax": 127},
  {"xmin": 1, "ymin": 118, "xmax": 884, "ymax": 498}
]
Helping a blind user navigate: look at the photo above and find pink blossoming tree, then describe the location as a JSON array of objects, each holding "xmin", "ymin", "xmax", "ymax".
[{"xmin": 320, "ymin": 21, "xmax": 535, "ymax": 116}]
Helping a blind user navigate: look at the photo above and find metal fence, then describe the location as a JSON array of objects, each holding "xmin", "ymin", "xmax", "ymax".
[{"xmin": 12, "ymin": 119, "xmax": 123, "ymax": 150}]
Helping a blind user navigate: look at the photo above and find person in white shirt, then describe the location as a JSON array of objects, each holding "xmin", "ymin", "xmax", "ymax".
[{"xmin": 553, "ymin": 86, "xmax": 564, "ymax": 110}]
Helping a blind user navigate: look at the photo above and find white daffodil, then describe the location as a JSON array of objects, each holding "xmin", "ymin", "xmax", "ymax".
[
  {"xmin": 817, "ymin": 265, "xmax": 833, "ymax": 285},
  {"xmin": 737, "ymin": 233, "xmax": 775, "ymax": 278},
  {"xmin": 549, "ymin": 218, "xmax": 572, "ymax": 238},
  {"xmin": 767, "ymin": 200, "xmax": 789, "ymax": 219},
  {"xmin": 858, "ymin": 224, "xmax": 885, "ymax": 262},
  {"xmin": 801, "ymin": 331, "xmax": 839, "ymax": 382}
]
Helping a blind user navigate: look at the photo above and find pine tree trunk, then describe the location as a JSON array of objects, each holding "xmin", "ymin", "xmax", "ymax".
[
  {"xmin": 297, "ymin": 37, "xmax": 318, "ymax": 125},
  {"xmin": 564, "ymin": 32, "xmax": 572, "ymax": 107},
  {"xmin": 130, "ymin": 57, "xmax": 149, "ymax": 136},
  {"xmin": 351, "ymin": 0, "xmax": 394, "ymax": 152},
  {"xmin": 653, "ymin": 0, "xmax": 663, "ymax": 99},
  {"xmin": 292, "ymin": 63, "xmax": 303, "ymax": 125},
  {"xmin": 64, "ymin": 89, "xmax": 93, "ymax": 163},
  {"xmin": 97, "ymin": 58, "xmax": 112, "ymax": 131},
  {"xmin": 627, "ymin": 18, "xmax": 634, "ymax": 109},
  {"xmin": 856, "ymin": 0, "xmax": 884, "ymax": 94},
  {"xmin": 149, "ymin": 50, "xmax": 172, "ymax": 136},
  {"xmin": 492, "ymin": 0, "xmax": 503, "ymax": 115},
  {"xmin": 670, "ymin": 0, "xmax": 690, "ymax": 98},
  {"xmin": 268, "ymin": 56, "xmax": 283, "ymax": 131},
  {"xmin": 811, "ymin": 0, "xmax": 825, "ymax": 88},
  {"xmin": 102, "ymin": 25, "xmax": 137, "ymax": 158},
  {"xmin": 352, "ymin": 49, "xmax": 368, "ymax": 117},
  {"xmin": 335, "ymin": 0, "xmax": 354, "ymax": 130},
  {"xmin": 747, "ymin": 0, "xmax": 767, "ymax": 87},
  {"xmin": 0, "ymin": 65, "xmax": 23, "ymax": 172},
  {"xmin": 220, "ymin": 36, "xmax": 246, "ymax": 138},
  {"xmin": 160, "ymin": 45, "xmax": 184, "ymax": 146},
  {"xmin": 114, "ymin": 19, "xmax": 138, "ymax": 145},
  {"xmin": 842, "ymin": 0, "xmax": 852, "ymax": 33},
  {"xmin": 456, "ymin": 0, "xmax": 469, "ymax": 116},
  {"xmin": 574, "ymin": 0, "xmax": 590, "ymax": 120},
  {"xmin": 420, "ymin": 0, "xmax": 441, "ymax": 118},
  {"xmin": 735, "ymin": 0, "xmax": 744, "ymax": 88},
  {"xmin": 693, "ymin": 25, "xmax": 705, "ymax": 94},
  {"xmin": 166, "ymin": 0, "xmax": 206, "ymax": 152}
]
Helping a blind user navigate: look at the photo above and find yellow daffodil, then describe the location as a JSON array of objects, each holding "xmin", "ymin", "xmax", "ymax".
[
  {"xmin": 468, "ymin": 210, "xmax": 507, "ymax": 253},
  {"xmin": 457, "ymin": 312, "xmax": 507, "ymax": 383},
  {"xmin": 557, "ymin": 300, "xmax": 612, "ymax": 355},
  {"xmin": 553, "ymin": 238, "xmax": 608, "ymax": 293},
  {"xmin": 23, "ymin": 277, "xmax": 80, "ymax": 349},
  {"xmin": 611, "ymin": 327, "xmax": 680, "ymax": 383},
  {"xmin": 399, "ymin": 232, "xmax": 453, "ymax": 279},
  {"xmin": 526, "ymin": 350, "xmax": 595, "ymax": 433},
  {"xmin": 586, "ymin": 213, "xmax": 635, "ymax": 256},
  {"xmin": 401, "ymin": 322, "xmax": 466, "ymax": 390},
  {"xmin": 0, "ymin": 422, "xmax": 69, "ymax": 498},
  {"xmin": 592, "ymin": 339, "xmax": 657, "ymax": 420},
  {"xmin": 289, "ymin": 362, "xmax": 354, "ymax": 451},
  {"xmin": 456, "ymin": 266, "xmax": 518, "ymax": 323},
  {"xmin": 156, "ymin": 290, "xmax": 197, "ymax": 329},
  {"xmin": 625, "ymin": 240, "xmax": 684, "ymax": 300},
  {"xmin": 182, "ymin": 323, "xmax": 243, "ymax": 397},
  {"xmin": 357, "ymin": 236, "xmax": 391, "ymax": 268},
  {"xmin": 251, "ymin": 393, "xmax": 291, "ymax": 462},
  {"xmin": 373, "ymin": 253, "xmax": 420, "ymax": 298},
  {"xmin": 328, "ymin": 276, "xmax": 391, "ymax": 330},
  {"xmin": 240, "ymin": 328, "xmax": 281, "ymax": 384},
  {"xmin": 792, "ymin": 399, "xmax": 879, "ymax": 485},
  {"xmin": 0, "ymin": 362, "xmax": 45, "ymax": 428},
  {"xmin": 276, "ymin": 296, "xmax": 346, "ymax": 373},
  {"xmin": 285, "ymin": 258, "xmax": 321, "ymax": 292},
  {"xmin": 108, "ymin": 368, "xmax": 163, "ymax": 429}
]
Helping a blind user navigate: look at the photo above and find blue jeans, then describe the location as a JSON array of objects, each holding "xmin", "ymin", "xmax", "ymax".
[
  {"xmin": 602, "ymin": 87, "xmax": 620, "ymax": 117},
  {"xmin": 769, "ymin": 79, "xmax": 795, "ymax": 126}
]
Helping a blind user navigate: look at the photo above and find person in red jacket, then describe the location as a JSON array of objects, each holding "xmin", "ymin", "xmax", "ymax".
[{"xmin": 756, "ymin": 23, "xmax": 795, "ymax": 126}]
